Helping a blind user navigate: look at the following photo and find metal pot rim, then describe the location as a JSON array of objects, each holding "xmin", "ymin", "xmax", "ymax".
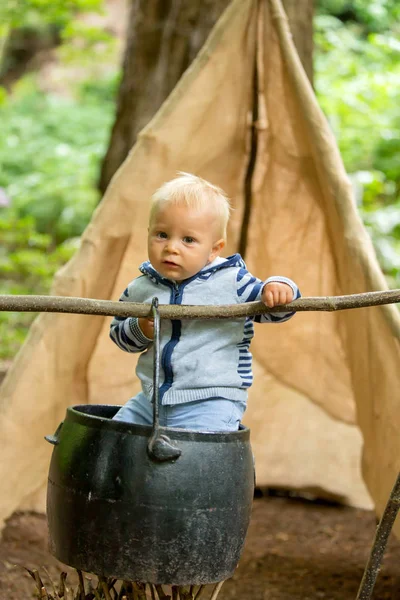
[{"xmin": 67, "ymin": 404, "xmax": 250, "ymax": 443}]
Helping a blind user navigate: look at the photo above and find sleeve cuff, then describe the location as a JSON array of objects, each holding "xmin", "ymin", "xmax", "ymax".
[
  {"xmin": 263, "ymin": 276, "xmax": 300, "ymax": 300},
  {"xmin": 128, "ymin": 318, "xmax": 153, "ymax": 344}
]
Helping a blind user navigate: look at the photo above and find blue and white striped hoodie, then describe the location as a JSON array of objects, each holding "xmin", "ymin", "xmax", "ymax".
[{"xmin": 110, "ymin": 254, "xmax": 300, "ymax": 406}]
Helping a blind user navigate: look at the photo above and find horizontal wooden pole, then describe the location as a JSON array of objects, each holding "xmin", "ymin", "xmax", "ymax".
[{"xmin": 0, "ymin": 289, "xmax": 400, "ymax": 319}]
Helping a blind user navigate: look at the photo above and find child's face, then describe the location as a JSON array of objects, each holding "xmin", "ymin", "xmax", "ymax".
[{"xmin": 148, "ymin": 203, "xmax": 225, "ymax": 282}]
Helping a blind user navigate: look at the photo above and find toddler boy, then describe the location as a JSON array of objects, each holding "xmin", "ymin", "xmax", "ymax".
[{"xmin": 110, "ymin": 173, "xmax": 300, "ymax": 431}]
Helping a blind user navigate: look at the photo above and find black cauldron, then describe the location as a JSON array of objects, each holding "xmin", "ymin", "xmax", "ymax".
[{"xmin": 46, "ymin": 300, "xmax": 254, "ymax": 585}]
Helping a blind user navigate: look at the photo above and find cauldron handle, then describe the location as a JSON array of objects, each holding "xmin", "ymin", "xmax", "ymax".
[
  {"xmin": 147, "ymin": 298, "xmax": 182, "ymax": 462},
  {"xmin": 44, "ymin": 421, "xmax": 64, "ymax": 445}
]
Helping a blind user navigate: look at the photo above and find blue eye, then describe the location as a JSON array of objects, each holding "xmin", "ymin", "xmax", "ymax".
[
  {"xmin": 183, "ymin": 236, "xmax": 195, "ymax": 244},
  {"xmin": 157, "ymin": 231, "xmax": 168, "ymax": 239}
]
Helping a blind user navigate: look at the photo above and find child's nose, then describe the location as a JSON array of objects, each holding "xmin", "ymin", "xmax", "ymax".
[{"xmin": 165, "ymin": 238, "xmax": 179, "ymax": 253}]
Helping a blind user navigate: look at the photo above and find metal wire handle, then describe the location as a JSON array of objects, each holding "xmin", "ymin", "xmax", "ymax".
[
  {"xmin": 147, "ymin": 298, "xmax": 181, "ymax": 462},
  {"xmin": 151, "ymin": 297, "xmax": 161, "ymax": 432}
]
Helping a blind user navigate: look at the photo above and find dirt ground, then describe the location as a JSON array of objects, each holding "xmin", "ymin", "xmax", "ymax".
[{"xmin": 0, "ymin": 491, "xmax": 399, "ymax": 600}]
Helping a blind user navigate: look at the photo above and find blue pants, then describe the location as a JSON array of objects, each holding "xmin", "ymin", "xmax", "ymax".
[{"xmin": 112, "ymin": 392, "xmax": 246, "ymax": 432}]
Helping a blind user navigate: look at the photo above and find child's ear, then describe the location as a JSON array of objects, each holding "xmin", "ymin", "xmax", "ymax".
[{"xmin": 209, "ymin": 238, "xmax": 225, "ymax": 262}]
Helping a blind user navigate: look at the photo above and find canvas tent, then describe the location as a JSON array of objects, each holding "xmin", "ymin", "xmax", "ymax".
[{"xmin": 1, "ymin": 0, "xmax": 400, "ymax": 534}]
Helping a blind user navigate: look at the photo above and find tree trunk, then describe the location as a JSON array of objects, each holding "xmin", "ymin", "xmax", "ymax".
[
  {"xmin": 98, "ymin": 0, "xmax": 232, "ymax": 194},
  {"xmin": 98, "ymin": 0, "xmax": 314, "ymax": 195}
]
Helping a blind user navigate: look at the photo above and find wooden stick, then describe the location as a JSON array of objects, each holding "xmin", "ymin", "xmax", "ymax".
[
  {"xmin": 33, "ymin": 569, "xmax": 45, "ymax": 592},
  {"xmin": 107, "ymin": 579, "xmax": 118, "ymax": 600},
  {"xmin": 100, "ymin": 578, "xmax": 113, "ymax": 600},
  {"xmin": 86, "ymin": 578, "xmax": 95, "ymax": 600},
  {"xmin": 209, "ymin": 582, "xmax": 224, "ymax": 600},
  {"xmin": 118, "ymin": 583, "xmax": 128, "ymax": 600},
  {"xmin": 65, "ymin": 587, "xmax": 74, "ymax": 600},
  {"xmin": 210, "ymin": 581, "xmax": 224, "ymax": 600},
  {"xmin": 356, "ymin": 472, "xmax": 400, "ymax": 599},
  {"xmin": 24, "ymin": 568, "xmax": 50, "ymax": 599},
  {"xmin": 132, "ymin": 582, "xmax": 147, "ymax": 600},
  {"xmin": 121, "ymin": 582, "xmax": 132, "ymax": 600},
  {"xmin": 1, "ymin": 288, "xmax": 400, "ymax": 320},
  {"xmin": 171, "ymin": 587, "xmax": 179, "ymax": 600},
  {"xmin": 149, "ymin": 585, "xmax": 157, "ymax": 600},
  {"xmin": 76, "ymin": 570, "xmax": 85, "ymax": 600},
  {"xmin": 154, "ymin": 585, "xmax": 170, "ymax": 600},
  {"xmin": 193, "ymin": 586, "xmax": 205, "ymax": 600},
  {"xmin": 42, "ymin": 567, "xmax": 58, "ymax": 599},
  {"xmin": 58, "ymin": 572, "xmax": 67, "ymax": 599},
  {"xmin": 40, "ymin": 586, "xmax": 49, "ymax": 600},
  {"xmin": 93, "ymin": 586, "xmax": 102, "ymax": 600}
]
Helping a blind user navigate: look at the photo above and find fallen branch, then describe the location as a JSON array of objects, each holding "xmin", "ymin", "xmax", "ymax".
[{"xmin": 0, "ymin": 288, "xmax": 400, "ymax": 320}]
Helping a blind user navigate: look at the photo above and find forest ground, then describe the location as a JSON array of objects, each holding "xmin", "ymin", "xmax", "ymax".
[{"xmin": 0, "ymin": 492, "xmax": 399, "ymax": 600}]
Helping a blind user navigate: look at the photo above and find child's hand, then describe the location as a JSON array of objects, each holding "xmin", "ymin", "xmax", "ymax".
[
  {"xmin": 138, "ymin": 317, "xmax": 154, "ymax": 339},
  {"xmin": 262, "ymin": 282, "xmax": 294, "ymax": 308}
]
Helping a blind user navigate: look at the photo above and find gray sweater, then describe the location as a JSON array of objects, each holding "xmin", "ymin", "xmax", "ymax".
[{"xmin": 110, "ymin": 254, "xmax": 300, "ymax": 405}]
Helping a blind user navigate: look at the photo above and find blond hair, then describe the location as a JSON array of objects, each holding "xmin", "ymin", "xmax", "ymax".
[{"xmin": 150, "ymin": 172, "xmax": 231, "ymax": 239}]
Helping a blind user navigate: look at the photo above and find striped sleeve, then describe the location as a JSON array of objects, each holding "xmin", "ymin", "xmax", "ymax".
[
  {"xmin": 236, "ymin": 268, "xmax": 301, "ymax": 324},
  {"xmin": 109, "ymin": 284, "xmax": 152, "ymax": 353}
]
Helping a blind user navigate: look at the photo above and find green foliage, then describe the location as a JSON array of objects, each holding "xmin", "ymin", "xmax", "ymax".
[
  {"xmin": 0, "ymin": 86, "xmax": 7, "ymax": 105},
  {"xmin": 315, "ymin": 18, "xmax": 400, "ymax": 173},
  {"xmin": 0, "ymin": 0, "xmax": 118, "ymax": 365},
  {"xmin": 0, "ymin": 211, "xmax": 78, "ymax": 359},
  {"xmin": 58, "ymin": 23, "xmax": 116, "ymax": 68},
  {"xmin": 314, "ymin": 10, "xmax": 400, "ymax": 285},
  {"xmin": 0, "ymin": 71, "xmax": 118, "ymax": 361},
  {"xmin": 1, "ymin": 0, "xmax": 102, "ymax": 30},
  {"xmin": 0, "ymin": 74, "xmax": 118, "ymax": 244},
  {"xmin": 317, "ymin": 0, "xmax": 400, "ymax": 32},
  {"xmin": 0, "ymin": 0, "xmax": 110, "ymax": 91}
]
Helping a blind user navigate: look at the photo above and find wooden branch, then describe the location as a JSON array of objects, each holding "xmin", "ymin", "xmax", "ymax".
[
  {"xmin": 132, "ymin": 582, "xmax": 147, "ymax": 600},
  {"xmin": 0, "ymin": 289, "xmax": 400, "ymax": 320},
  {"xmin": 356, "ymin": 472, "xmax": 400, "ymax": 600},
  {"xmin": 154, "ymin": 585, "xmax": 170, "ymax": 600},
  {"xmin": 100, "ymin": 578, "xmax": 113, "ymax": 600},
  {"xmin": 193, "ymin": 586, "xmax": 205, "ymax": 600},
  {"xmin": 77, "ymin": 571, "xmax": 86, "ymax": 600},
  {"xmin": 149, "ymin": 585, "xmax": 157, "ymax": 600},
  {"xmin": 209, "ymin": 581, "xmax": 225, "ymax": 600}
]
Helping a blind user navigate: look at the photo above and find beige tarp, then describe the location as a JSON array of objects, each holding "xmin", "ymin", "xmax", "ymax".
[{"xmin": 1, "ymin": 0, "xmax": 400, "ymax": 532}]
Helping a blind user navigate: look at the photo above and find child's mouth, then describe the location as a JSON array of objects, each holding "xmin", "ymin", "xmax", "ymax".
[{"xmin": 163, "ymin": 261, "xmax": 179, "ymax": 267}]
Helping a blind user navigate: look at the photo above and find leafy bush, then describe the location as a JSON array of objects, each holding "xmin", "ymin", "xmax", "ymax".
[
  {"xmin": 0, "ymin": 72, "xmax": 118, "ymax": 361},
  {"xmin": 1, "ymin": 0, "xmax": 102, "ymax": 30},
  {"xmin": 0, "ymin": 73, "xmax": 118, "ymax": 244},
  {"xmin": 0, "ymin": 211, "xmax": 78, "ymax": 359},
  {"xmin": 317, "ymin": 0, "xmax": 400, "ymax": 33},
  {"xmin": 314, "ymin": 11, "xmax": 400, "ymax": 284}
]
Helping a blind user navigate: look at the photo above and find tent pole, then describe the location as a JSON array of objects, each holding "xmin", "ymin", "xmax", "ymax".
[{"xmin": 356, "ymin": 472, "xmax": 400, "ymax": 599}]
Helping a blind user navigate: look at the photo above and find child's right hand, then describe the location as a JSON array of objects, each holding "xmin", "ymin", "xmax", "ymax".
[
  {"xmin": 262, "ymin": 281, "xmax": 294, "ymax": 308},
  {"xmin": 138, "ymin": 317, "xmax": 154, "ymax": 340}
]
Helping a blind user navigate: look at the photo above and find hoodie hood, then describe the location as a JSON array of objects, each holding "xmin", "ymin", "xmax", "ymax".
[{"xmin": 139, "ymin": 253, "xmax": 246, "ymax": 285}]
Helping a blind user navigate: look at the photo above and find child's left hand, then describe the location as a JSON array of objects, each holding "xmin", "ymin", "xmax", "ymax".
[{"xmin": 262, "ymin": 282, "xmax": 294, "ymax": 308}]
